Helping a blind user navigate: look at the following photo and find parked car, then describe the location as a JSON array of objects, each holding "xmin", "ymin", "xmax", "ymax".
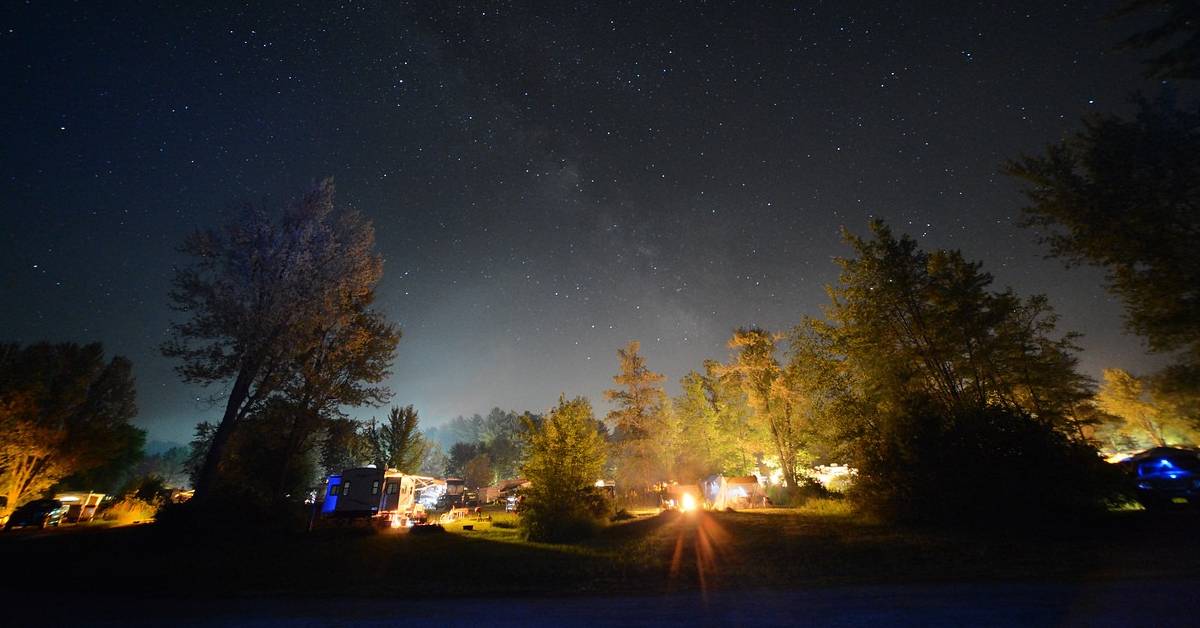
[
  {"xmin": 1128, "ymin": 447, "xmax": 1200, "ymax": 510},
  {"xmin": 4, "ymin": 499, "xmax": 69, "ymax": 530}
]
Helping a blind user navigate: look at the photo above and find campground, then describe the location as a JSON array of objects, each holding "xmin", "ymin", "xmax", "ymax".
[{"xmin": 2, "ymin": 502, "xmax": 1198, "ymax": 601}]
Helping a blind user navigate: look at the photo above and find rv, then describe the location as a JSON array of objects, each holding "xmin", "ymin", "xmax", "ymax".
[{"xmin": 322, "ymin": 467, "xmax": 437, "ymax": 527}]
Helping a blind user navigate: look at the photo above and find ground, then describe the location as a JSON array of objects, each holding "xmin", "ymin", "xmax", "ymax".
[{"xmin": 1, "ymin": 502, "xmax": 1198, "ymax": 625}]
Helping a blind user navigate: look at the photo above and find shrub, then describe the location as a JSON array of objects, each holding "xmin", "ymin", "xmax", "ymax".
[
  {"xmin": 849, "ymin": 402, "xmax": 1126, "ymax": 525},
  {"xmin": 518, "ymin": 396, "xmax": 610, "ymax": 543},
  {"xmin": 154, "ymin": 486, "xmax": 311, "ymax": 536},
  {"xmin": 101, "ymin": 496, "xmax": 160, "ymax": 525}
]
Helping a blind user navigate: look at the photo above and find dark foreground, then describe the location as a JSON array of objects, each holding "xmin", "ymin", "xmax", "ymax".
[
  {"xmin": 10, "ymin": 579, "xmax": 1200, "ymax": 627},
  {"xmin": 2, "ymin": 506, "xmax": 1198, "ymax": 625}
]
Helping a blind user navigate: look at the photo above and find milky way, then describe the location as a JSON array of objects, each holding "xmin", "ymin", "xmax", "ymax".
[{"xmin": 0, "ymin": 1, "xmax": 1164, "ymax": 444}]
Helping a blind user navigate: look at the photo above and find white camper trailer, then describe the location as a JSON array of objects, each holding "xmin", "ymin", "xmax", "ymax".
[{"xmin": 326, "ymin": 467, "xmax": 437, "ymax": 527}]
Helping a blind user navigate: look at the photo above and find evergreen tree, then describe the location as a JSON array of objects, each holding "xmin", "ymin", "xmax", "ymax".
[{"xmin": 603, "ymin": 341, "xmax": 672, "ymax": 493}]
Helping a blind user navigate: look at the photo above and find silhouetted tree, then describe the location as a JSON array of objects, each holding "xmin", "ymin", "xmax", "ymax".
[
  {"xmin": 162, "ymin": 180, "xmax": 399, "ymax": 500},
  {"xmin": 1112, "ymin": 0, "xmax": 1200, "ymax": 79},
  {"xmin": 1007, "ymin": 96, "xmax": 1200, "ymax": 393},
  {"xmin": 319, "ymin": 417, "xmax": 370, "ymax": 476},
  {"xmin": 364, "ymin": 405, "xmax": 427, "ymax": 473},
  {"xmin": 462, "ymin": 453, "xmax": 494, "ymax": 489},
  {"xmin": 445, "ymin": 442, "xmax": 480, "ymax": 477}
]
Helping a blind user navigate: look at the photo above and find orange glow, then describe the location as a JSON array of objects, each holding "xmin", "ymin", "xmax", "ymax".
[{"xmin": 681, "ymin": 492, "xmax": 697, "ymax": 512}]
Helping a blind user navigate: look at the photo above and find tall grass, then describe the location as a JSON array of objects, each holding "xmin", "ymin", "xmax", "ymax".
[{"xmin": 101, "ymin": 496, "xmax": 159, "ymax": 525}]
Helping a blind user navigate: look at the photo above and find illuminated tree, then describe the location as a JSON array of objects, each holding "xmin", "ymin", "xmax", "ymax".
[
  {"xmin": 603, "ymin": 341, "xmax": 673, "ymax": 493},
  {"xmin": 162, "ymin": 180, "xmax": 399, "ymax": 500},
  {"xmin": 1095, "ymin": 368, "xmax": 1199, "ymax": 448},
  {"xmin": 817, "ymin": 222, "xmax": 1119, "ymax": 521},
  {"xmin": 520, "ymin": 396, "xmax": 608, "ymax": 542},
  {"xmin": 0, "ymin": 343, "xmax": 141, "ymax": 509},
  {"xmin": 825, "ymin": 221, "xmax": 1092, "ymax": 427},
  {"xmin": 716, "ymin": 329, "xmax": 816, "ymax": 493},
  {"xmin": 672, "ymin": 364, "xmax": 760, "ymax": 479}
]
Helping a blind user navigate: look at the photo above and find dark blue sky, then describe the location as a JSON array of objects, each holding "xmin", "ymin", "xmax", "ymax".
[{"xmin": 0, "ymin": 1, "xmax": 1165, "ymax": 444}]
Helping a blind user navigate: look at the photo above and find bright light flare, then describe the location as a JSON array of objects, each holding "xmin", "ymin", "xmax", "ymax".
[{"xmin": 680, "ymin": 492, "xmax": 697, "ymax": 513}]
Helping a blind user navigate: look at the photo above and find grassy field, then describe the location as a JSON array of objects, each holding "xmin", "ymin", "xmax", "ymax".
[{"xmin": 1, "ymin": 501, "xmax": 1198, "ymax": 599}]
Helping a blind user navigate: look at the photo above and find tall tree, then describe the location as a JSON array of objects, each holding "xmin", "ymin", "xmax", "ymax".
[
  {"xmin": 162, "ymin": 180, "xmax": 399, "ymax": 499},
  {"xmin": 0, "ymin": 343, "xmax": 141, "ymax": 509},
  {"xmin": 364, "ymin": 405, "xmax": 427, "ymax": 473},
  {"xmin": 825, "ymin": 221, "xmax": 1092, "ymax": 427},
  {"xmin": 716, "ymin": 329, "xmax": 813, "ymax": 492},
  {"xmin": 672, "ymin": 363, "xmax": 760, "ymax": 479},
  {"xmin": 603, "ymin": 341, "xmax": 672, "ymax": 492},
  {"xmin": 1006, "ymin": 96, "xmax": 1200, "ymax": 393},
  {"xmin": 1095, "ymin": 368, "xmax": 1199, "ymax": 448}
]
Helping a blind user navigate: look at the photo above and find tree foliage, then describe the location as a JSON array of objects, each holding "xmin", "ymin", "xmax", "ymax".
[
  {"xmin": 1006, "ymin": 96, "xmax": 1200, "ymax": 392},
  {"xmin": 162, "ymin": 180, "xmax": 399, "ymax": 499},
  {"xmin": 806, "ymin": 222, "xmax": 1119, "ymax": 521},
  {"xmin": 1094, "ymin": 368, "xmax": 1199, "ymax": 449},
  {"xmin": 462, "ymin": 453, "xmax": 494, "ymax": 489},
  {"xmin": 714, "ymin": 329, "xmax": 812, "ymax": 493},
  {"xmin": 603, "ymin": 341, "xmax": 673, "ymax": 492},
  {"xmin": 364, "ymin": 405, "xmax": 427, "ymax": 473},
  {"xmin": 0, "ymin": 343, "xmax": 142, "ymax": 510},
  {"xmin": 1112, "ymin": 0, "xmax": 1200, "ymax": 80},
  {"xmin": 672, "ymin": 362, "xmax": 759, "ymax": 479},
  {"xmin": 826, "ymin": 221, "xmax": 1093, "ymax": 428},
  {"xmin": 520, "ymin": 396, "xmax": 609, "ymax": 542}
]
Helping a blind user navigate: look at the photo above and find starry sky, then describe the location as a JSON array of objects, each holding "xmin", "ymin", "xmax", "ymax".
[{"xmin": 0, "ymin": 1, "xmax": 1167, "ymax": 445}]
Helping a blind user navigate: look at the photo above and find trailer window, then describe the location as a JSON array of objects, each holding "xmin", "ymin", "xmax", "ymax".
[
  {"xmin": 328, "ymin": 484, "xmax": 340, "ymax": 497},
  {"xmin": 386, "ymin": 482, "xmax": 399, "ymax": 495},
  {"xmin": 342, "ymin": 482, "xmax": 351, "ymax": 495},
  {"xmin": 371, "ymin": 480, "xmax": 380, "ymax": 495}
]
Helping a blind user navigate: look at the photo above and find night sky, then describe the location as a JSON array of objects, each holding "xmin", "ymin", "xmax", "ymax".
[{"xmin": 1, "ymin": 1, "xmax": 1165, "ymax": 445}]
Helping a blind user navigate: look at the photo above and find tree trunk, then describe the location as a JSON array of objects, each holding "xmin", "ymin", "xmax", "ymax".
[{"xmin": 192, "ymin": 365, "xmax": 257, "ymax": 501}]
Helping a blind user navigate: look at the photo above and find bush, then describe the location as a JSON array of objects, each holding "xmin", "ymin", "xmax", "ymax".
[
  {"xmin": 849, "ymin": 402, "xmax": 1126, "ymax": 525},
  {"xmin": 101, "ymin": 496, "xmax": 160, "ymax": 525},
  {"xmin": 521, "ymin": 486, "xmax": 613, "ymax": 543},
  {"xmin": 154, "ymin": 487, "xmax": 312, "ymax": 536}
]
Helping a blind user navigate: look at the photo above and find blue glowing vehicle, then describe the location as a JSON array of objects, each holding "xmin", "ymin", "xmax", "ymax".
[{"xmin": 1127, "ymin": 447, "xmax": 1200, "ymax": 510}]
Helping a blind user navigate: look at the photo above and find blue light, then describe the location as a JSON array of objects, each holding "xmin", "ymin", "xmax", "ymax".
[{"xmin": 321, "ymin": 475, "xmax": 342, "ymax": 514}]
